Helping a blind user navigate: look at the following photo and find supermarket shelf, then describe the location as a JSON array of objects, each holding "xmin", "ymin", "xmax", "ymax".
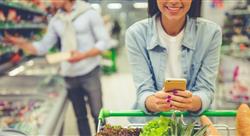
[
  {"xmin": 0, "ymin": 23, "xmax": 46, "ymax": 30},
  {"xmin": 221, "ymin": 46, "xmax": 250, "ymax": 59},
  {"xmin": 0, "ymin": 76, "xmax": 68, "ymax": 135},
  {"xmin": 0, "ymin": 56, "xmax": 32, "ymax": 76},
  {"xmin": 0, "ymin": 1, "xmax": 46, "ymax": 15},
  {"xmin": 226, "ymin": 9, "xmax": 250, "ymax": 16}
]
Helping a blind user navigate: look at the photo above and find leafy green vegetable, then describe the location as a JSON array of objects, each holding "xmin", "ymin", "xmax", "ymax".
[
  {"xmin": 139, "ymin": 116, "xmax": 170, "ymax": 136},
  {"xmin": 140, "ymin": 115, "xmax": 208, "ymax": 136}
]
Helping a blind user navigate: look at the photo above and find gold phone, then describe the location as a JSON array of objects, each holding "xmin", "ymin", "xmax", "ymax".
[{"xmin": 164, "ymin": 78, "xmax": 186, "ymax": 92}]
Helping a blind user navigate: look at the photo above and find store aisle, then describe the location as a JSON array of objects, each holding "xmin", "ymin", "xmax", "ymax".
[{"xmin": 64, "ymin": 46, "xmax": 136, "ymax": 135}]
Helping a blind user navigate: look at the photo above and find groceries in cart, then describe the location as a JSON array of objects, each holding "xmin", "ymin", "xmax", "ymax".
[
  {"xmin": 236, "ymin": 104, "xmax": 250, "ymax": 136},
  {"xmin": 96, "ymin": 104, "xmax": 250, "ymax": 136},
  {"xmin": 96, "ymin": 115, "xmax": 209, "ymax": 136}
]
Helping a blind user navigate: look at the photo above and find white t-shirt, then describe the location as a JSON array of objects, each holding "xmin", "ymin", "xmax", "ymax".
[{"xmin": 156, "ymin": 18, "xmax": 184, "ymax": 79}]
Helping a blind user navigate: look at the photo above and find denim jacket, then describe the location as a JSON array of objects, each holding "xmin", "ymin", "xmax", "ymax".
[{"xmin": 125, "ymin": 15, "xmax": 222, "ymax": 116}]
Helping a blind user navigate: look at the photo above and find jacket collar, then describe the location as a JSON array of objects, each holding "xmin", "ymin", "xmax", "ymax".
[{"xmin": 147, "ymin": 14, "xmax": 196, "ymax": 50}]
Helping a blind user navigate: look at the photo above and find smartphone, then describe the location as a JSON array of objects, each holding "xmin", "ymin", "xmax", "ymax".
[{"xmin": 164, "ymin": 78, "xmax": 186, "ymax": 92}]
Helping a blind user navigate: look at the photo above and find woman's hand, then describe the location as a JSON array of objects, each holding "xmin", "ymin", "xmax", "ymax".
[
  {"xmin": 166, "ymin": 90, "xmax": 193, "ymax": 111},
  {"xmin": 145, "ymin": 91, "xmax": 173, "ymax": 112},
  {"xmin": 167, "ymin": 90, "xmax": 202, "ymax": 112},
  {"xmin": 145, "ymin": 90, "xmax": 202, "ymax": 112}
]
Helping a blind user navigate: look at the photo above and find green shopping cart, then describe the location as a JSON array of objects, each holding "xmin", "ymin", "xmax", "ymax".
[{"xmin": 97, "ymin": 109, "xmax": 237, "ymax": 136}]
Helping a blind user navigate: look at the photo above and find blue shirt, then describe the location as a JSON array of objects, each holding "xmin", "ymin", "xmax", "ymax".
[
  {"xmin": 126, "ymin": 15, "xmax": 222, "ymax": 116},
  {"xmin": 33, "ymin": 2, "xmax": 109, "ymax": 77}
]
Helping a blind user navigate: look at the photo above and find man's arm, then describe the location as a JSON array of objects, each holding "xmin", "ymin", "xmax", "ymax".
[
  {"xmin": 68, "ymin": 10, "xmax": 109, "ymax": 63},
  {"xmin": 4, "ymin": 19, "xmax": 58, "ymax": 56},
  {"xmin": 68, "ymin": 48, "xmax": 102, "ymax": 63},
  {"xmin": 4, "ymin": 35, "xmax": 38, "ymax": 55}
]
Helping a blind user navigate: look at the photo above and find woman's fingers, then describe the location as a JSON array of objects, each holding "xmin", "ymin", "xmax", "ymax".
[
  {"xmin": 152, "ymin": 90, "xmax": 194, "ymax": 111},
  {"xmin": 157, "ymin": 103, "xmax": 171, "ymax": 111},
  {"xmin": 154, "ymin": 91, "xmax": 168, "ymax": 99},
  {"xmin": 170, "ymin": 100, "xmax": 192, "ymax": 110},
  {"xmin": 172, "ymin": 90, "xmax": 192, "ymax": 98},
  {"xmin": 171, "ymin": 106, "xmax": 187, "ymax": 111},
  {"xmin": 155, "ymin": 98, "xmax": 169, "ymax": 105},
  {"xmin": 170, "ymin": 95, "xmax": 192, "ymax": 104}
]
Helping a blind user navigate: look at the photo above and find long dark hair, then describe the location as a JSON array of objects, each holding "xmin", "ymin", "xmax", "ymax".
[{"xmin": 148, "ymin": 0, "xmax": 201, "ymax": 18}]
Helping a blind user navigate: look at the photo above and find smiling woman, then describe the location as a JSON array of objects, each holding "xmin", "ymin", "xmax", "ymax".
[{"xmin": 126, "ymin": 0, "xmax": 222, "ymax": 120}]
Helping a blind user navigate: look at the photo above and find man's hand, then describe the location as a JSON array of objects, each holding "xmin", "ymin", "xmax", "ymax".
[
  {"xmin": 2, "ymin": 34, "xmax": 37, "ymax": 55},
  {"xmin": 3, "ymin": 34, "xmax": 26, "ymax": 46},
  {"xmin": 68, "ymin": 50, "xmax": 86, "ymax": 63}
]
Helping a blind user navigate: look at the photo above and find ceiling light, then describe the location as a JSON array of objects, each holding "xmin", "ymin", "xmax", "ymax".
[
  {"xmin": 133, "ymin": 2, "xmax": 148, "ymax": 9},
  {"xmin": 91, "ymin": 3, "xmax": 101, "ymax": 10},
  {"xmin": 107, "ymin": 3, "xmax": 122, "ymax": 9}
]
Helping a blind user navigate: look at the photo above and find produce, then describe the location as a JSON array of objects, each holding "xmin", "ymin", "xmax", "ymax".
[
  {"xmin": 140, "ymin": 116, "xmax": 208, "ymax": 136},
  {"xmin": 200, "ymin": 115, "xmax": 221, "ymax": 136},
  {"xmin": 0, "ymin": 10, "xmax": 5, "ymax": 22},
  {"xmin": 96, "ymin": 124, "xmax": 141, "ymax": 136},
  {"xmin": 7, "ymin": 9, "xmax": 17, "ymax": 22},
  {"xmin": 96, "ymin": 116, "xmax": 208, "ymax": 136},
  {"xmin": 236, "ymin": 104, "xmax": 250, "ymax": 136},
  {"xmin": 139, "ymin": 116, "xmax": 170, "ymax": 136},
  {"xmin": 0, "ymin": 99, "xmax": 52, "ymax": 135}
]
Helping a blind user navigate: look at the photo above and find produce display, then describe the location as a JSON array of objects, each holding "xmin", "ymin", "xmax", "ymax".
[
  {"xmin": 0, "ymin": 98, "xmax": 53, "ymax": 135},
  {"xmin": 19, "ymin": 66, "xmax": 59, "ymax": 76},
  {"xmin": 1, "ymin": 0, "xmax": 50, "ymax": 12},
  {"xmin": 96, "ymin": 116, "xmax": 208, "ymax": 136},
  {"xmin": 0, "ymin": 0, "xmax": 48, "ymax": 70}
]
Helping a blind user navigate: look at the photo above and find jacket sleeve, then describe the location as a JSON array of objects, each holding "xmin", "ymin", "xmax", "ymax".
[
  {"xmin": 125, "ymin": 26, "xmax": 157, "ymax": 114},
  {"xmin": 191, "ymin": 26, "xmax": 222, "ymax": 115}
]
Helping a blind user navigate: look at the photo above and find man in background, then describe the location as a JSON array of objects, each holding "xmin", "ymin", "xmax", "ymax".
[{"xmin": 4, "ymin": 0, "xmax": 109, "ymax": 135}]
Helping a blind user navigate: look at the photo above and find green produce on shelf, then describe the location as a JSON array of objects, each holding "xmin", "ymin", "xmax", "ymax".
[
  {"xmin": 0, "ymin": 23, "xmax": 46, "ymax": 29},
  {"xmin": 0, "ymin": 22, "xmax": 46, "ymax": 30},
  {"xmin": 0, "ymin": 1, "xmax": 46, "ymax": 15}
]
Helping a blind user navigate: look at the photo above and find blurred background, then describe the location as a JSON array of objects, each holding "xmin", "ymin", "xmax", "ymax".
[{"xmin": 0, "ymin": 0, "xmax": 250, "ymax": 136}]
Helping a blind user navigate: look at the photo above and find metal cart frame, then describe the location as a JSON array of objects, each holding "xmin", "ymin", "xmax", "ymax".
[{"xmin": 97, "ymin": 109, "xmax": 237, "ymax": 135}]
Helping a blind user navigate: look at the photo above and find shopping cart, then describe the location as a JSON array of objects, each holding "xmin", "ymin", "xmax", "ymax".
[{"xmin": 97, "ymin": 109, "xmax": 237, "ymax": 136}]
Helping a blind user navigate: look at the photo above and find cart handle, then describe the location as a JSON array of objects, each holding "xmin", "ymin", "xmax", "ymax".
[{"xmin": 98, "ymin": 109, "xmax": 237, "ymax": 122}]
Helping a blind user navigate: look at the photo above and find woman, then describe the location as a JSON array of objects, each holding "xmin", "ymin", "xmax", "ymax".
[{"xmin": 126, "ymin": 0, "xmax": 222, "ymax": 116}]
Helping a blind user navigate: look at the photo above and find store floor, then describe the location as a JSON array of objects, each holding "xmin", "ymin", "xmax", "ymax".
[{"xmin": 63, "ymin": 46, "xmax": 237, "ymax": 136}]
